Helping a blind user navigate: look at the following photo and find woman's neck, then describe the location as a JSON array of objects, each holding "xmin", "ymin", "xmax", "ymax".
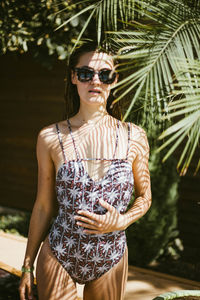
[{"xmin": 74, "ymin": 105, "xmax": 108, "ymax": 126}]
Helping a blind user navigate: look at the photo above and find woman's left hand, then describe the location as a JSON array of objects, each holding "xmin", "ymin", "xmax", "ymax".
[{"xmin": 74, "ymin": 199, "xmax": 127, "ymax": 234}]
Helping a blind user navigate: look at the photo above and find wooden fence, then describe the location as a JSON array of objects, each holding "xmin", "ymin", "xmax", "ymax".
[{"xmin": 0, "ymin": 53, "xmax": 65, "ymax": 210}]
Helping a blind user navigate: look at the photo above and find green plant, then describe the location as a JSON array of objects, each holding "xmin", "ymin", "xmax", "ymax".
[
  {"xmin": 0, "ymin": 212, "xmax": 30, "ymax": 237},
  {"xmin": 55, "ymin": 0, "xmax": 200, "ymax": 174},
  {"xmin": 1, "ymin": 0, "xmax": 199, "ymax": 172},
  {"xmin": 0, "ymin": 0, "xmax": 95, "ymax": 67},
  {"xmin": 126, "ymin": 145, "xmax": 179, "ymax": 265},
  {"xmin": 153, "ymin": 290, "xmax": 200, "ymax": 300}
]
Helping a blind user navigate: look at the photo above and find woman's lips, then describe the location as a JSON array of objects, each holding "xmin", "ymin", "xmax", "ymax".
[{"xmin": 88, "ymin": 89, "xmax": 101, "ymax": 94}]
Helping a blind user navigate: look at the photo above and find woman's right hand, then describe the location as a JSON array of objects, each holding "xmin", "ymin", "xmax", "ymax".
[{"xmin": 19, "ymin": 272, "xmax": 34, "ymax": 300}]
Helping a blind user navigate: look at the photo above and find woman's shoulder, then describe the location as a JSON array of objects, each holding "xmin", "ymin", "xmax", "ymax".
[
  {"xmin": 37, "ymin": 120, "xmax": 66, "ymax": 146},
  {"xmin": 129, "ymin": 122, "xmax": 147, "ymax": 138},
  {"xmin": 38, "ymin": 123, "xmax": 55, "ymax": 140},
  {"xmin": 39, "ymin": 120, "xmax": 66, "ymax": 136},
  {"xmin": 119, "ymin": 120, "xmax": 147, "ymax": 137},
  {"xmin": 122, "ymin": 121, "xmax": 149, "ymax": 152}
]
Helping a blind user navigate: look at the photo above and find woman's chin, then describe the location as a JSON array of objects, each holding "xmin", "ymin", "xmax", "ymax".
[{"xmin": 82, "ymin": 96, "xmax": 106, "ymax": 105}]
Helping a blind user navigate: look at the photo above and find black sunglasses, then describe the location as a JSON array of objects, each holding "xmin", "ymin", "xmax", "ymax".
[{"xmin": 74, "ymin": 67, "xmax": 117, "ymax": 84}]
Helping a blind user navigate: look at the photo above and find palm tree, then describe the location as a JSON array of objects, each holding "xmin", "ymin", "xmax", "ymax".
[{"xmin": 55, "ymin": 0, "xmax": 200, "ymax": 174}]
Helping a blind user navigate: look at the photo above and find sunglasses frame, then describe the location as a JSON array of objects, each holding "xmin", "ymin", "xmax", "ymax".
[{"xmin": 74, "ymin": 67, "xmax": 117, "ymax": 84}]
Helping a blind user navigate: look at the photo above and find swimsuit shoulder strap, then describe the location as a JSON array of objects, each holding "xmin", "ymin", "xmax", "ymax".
[
  {"xmin": 66, "ymin": 118, "xmax": 120, "ymax": 161},
  {"xmin": 67, "ymin": 119, "xmax": 80, "ymax": 160},
  {"xmin": 55, "ymin": 123, "xmax": 67, "ymax": 162},
  {"xmin": 112, "ymin": 119, "xmax": 120, "ymax": 159},
  {"xmin": 126, "ymin": 122, "xmax": 131, "ymax": 160}
]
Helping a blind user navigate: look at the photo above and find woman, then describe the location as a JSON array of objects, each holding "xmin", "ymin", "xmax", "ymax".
[{"xmin": 19, "ymin": 42, "xmax": 151, "ymax": 300}]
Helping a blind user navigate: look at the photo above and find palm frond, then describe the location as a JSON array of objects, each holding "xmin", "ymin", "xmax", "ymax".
[
  {"xmin": 55, "ymin": 0, "xmax": 135, "ymax": 44},
  {"xmin": 55, "ymin": 3, "xmax": 97, "ymax": 31},
  {"xmin": 107, "ymin": 1, "xmax": 200, "ymax": 173},
  {"xmin": 70, "ymin": 7, "xmax": 96, "ymax": 53},
  {"xmin": 157, "ymin": 60, "xmax": 200, "ymax": 174},
  {"xmin": 53, "ymin": 0, "xmax": 200, "ymax": 173},
  {"xmin": 97, "ymin": 2, "xmax": 103, "ymax": 45},
  {"xmin": 108, "ymin": 1, "xmax": 200, "ymax": 124}
]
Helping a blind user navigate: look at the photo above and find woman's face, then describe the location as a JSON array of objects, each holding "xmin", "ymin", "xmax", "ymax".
[{"xmin": 71, "ymin": 51, "xmax": 117, "ymax": 107}]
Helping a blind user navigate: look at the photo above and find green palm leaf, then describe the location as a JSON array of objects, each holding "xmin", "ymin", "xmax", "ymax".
[
  {"xmin": 55, "ymin": 0, "xmax": 133, "ymax": 45},
  {"xmin": 55, "ymin": 3, "xmax": 97, "ymax": 31},
  {"xmin": 107, "ymin": 1, "xmax": 200, "ymax": 173},
  {"xmin": 157, "ymin": 60, "xmax": 200, "ymax": 174},
  {"xmin": 54, "ymin": 0, "xmax": 200, "ymax": 173}
]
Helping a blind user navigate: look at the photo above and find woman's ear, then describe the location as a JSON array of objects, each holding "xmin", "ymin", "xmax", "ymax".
[{"xmin": 71, "ymin": 70, "xmax": 77, "ymax": 85}]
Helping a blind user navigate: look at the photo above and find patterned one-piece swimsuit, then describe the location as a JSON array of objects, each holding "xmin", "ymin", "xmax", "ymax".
[{"xmin": 49, "ymin": 119, "xmax": 134, "ymax": 284}]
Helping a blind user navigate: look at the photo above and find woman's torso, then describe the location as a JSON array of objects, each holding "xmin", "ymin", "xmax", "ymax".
[{"xmin": 48, "ymin": 115, "xmax": 135, "ymax": 283}]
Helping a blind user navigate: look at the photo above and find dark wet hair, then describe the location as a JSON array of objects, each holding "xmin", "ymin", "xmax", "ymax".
[{"xmin": 64, "ymin": 41, "xmax": 121, "ymax": 120}]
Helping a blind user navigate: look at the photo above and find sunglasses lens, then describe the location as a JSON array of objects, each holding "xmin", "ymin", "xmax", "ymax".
[
  {"xmin": 99, "ymin": 70, "xmax": 116, "ymax": 84},
  {"xmin": 75, "ymin": 68, "xmax": 116, "ymax": 84},
  {"xmin": 78, "ymin": 69, "xmax": 93, "ymax": 82}
]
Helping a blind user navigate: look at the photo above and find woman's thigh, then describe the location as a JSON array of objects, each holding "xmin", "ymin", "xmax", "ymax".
[
  {"xmin": 83, "ymin": 247, "xmax": 128, "ymax": 300},
  {"xmin": 36, "ymin": 236, "xmax": 77, "ymax": 300}
]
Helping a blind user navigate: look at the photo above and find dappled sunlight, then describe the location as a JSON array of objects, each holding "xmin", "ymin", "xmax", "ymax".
[
  {"xmin": 126, "ymin": 125, "xmax": 152, "ymax": 224},
  {"xmin": 83, "ymin": 247, "xmax": 128, "ymax": 300},
  {"xmin": 54, "ymin": 115, "xmax": 130, "ymax": 181},
  {"xmin": 36, "ymin": 237, "xmax": 77, "ymax": 300},
  {"xmin": 125, "ymin": 266, "xmax": 200, "ymax": 300},
  {"xmin": 33, "ymin": 113, "xmax": 151, "ymax": 299},
  {"xmin": 36, "ymin": 237, "xmax": 128, "ymax": 300},
  {"xmin": 40, "ymin": 115, "xmax": 133, "ymax": 181},
  {"xmin": 31, "ymin": 46, "xmax": 151, "ymax": 299}
]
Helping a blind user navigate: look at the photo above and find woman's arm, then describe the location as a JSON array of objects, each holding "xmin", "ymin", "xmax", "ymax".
[
  {"xmin": 19, "ymin": 129, "xmax": 57, "ymax": 300},
  {"xmin": 123, "ymin": 127, "xmax": 151, "ymax": 228}
]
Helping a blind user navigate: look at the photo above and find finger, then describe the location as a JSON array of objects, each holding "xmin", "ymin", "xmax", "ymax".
[
  {"xmin": 75, "ymin": 215, "xmax": 99, "ymax": 224},
  {"xmin": 99, "ymin": 199, "xmax": 115, "ymax": 212},
  {"xmin": 27, "ymin": 285, "xmax": 33, "ymax": 300},
  {"xmin": 77, "ymin": 222, "xmax": 99, "ymax": 230},
  {"xmin": 83, "ymin": 229, "xmax": 103, "ymax": 234},
  {"xmin": 76, "ymin": 211, "xmax": 99, "ymax": 221}
]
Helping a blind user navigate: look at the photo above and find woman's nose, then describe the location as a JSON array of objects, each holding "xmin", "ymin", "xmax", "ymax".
[{"xmin": 91, "ymin": 72, "xmax": 101, "ymax": 84}]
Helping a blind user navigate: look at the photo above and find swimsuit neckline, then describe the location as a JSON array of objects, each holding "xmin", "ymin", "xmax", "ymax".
[{"xmin": 56, "ymin": 158, "xmax": 132, "ymax": 185}]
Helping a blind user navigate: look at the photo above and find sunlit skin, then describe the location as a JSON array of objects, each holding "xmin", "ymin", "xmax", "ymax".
[
  {"xmin": 71, "ymin": 51, "xmax": 117, "ymax": 109},
  {"xmin": 19, "ymin": 51, "xmax": 151, "ymax": 300},
  {"xmin": 72, "ymin": 53, "xmax": 151, "ymax": 234}
]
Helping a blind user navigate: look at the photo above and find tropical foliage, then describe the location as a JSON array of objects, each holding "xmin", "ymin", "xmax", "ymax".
[
  {"xmin": 1, "ymin": 0, "xmax": 198, "ymax": 268},
  {"xmin": 1, "ymin": 0, "xmax": 199, "ymax": 173},
  {"xmin": 0, "ymin": 0, "xmax": 95, "ymax": 65},
  {"xmin": 55, "ymin": 0, "xmax": 200, "ymax": 175},
  {"xmin": 127, "ymin": 145, "xmax": 179, "ymax": 265}
]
